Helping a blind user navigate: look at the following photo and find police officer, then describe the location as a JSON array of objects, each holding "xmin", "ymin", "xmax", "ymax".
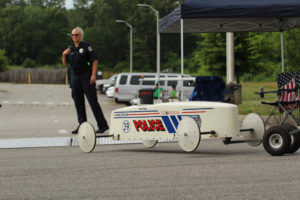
[{"xmin": 62, "ymin": 27, "xmax": 109, "ymax": 134}]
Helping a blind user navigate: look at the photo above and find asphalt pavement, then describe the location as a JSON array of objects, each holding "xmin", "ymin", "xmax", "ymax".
[
  {"xmin": 0, "ymin": 83, "xmax": 300, "ymax": 200},
  {"xmin": 0, "ymin": 83, "xmax": 125, "ymax": 138}
]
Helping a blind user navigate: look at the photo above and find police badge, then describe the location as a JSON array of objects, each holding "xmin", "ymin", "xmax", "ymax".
[{"xmin": 79, "ymin": 48, "xmax": 83, "ymax": 53}]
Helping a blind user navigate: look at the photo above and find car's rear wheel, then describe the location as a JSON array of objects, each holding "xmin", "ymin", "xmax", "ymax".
[
  {"xmin": 263, "ymin": 125, "xmax": 291, "ymax": 156},
  {"xmin": 281, "ymin": 124, "xmax": 300, "ymax": 153}
]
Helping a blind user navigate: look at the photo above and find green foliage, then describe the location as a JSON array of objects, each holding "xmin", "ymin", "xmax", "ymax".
[
  {"xmin": 285, "ymin": 29, "xmax": 300, "ymax": 72},
  {"xmin": 0, "ymin": 49, "xmax": 8, "ymax": 72},
  {"xmin": 114, "ymin": 61, "xmax": 129, "ymax": 72},
  {"xmin": 0, "ymin": 3, "xmax": 69, "ymax": 65},
  {"xmin": 193, "ymin": 33, "xmax": 226, "ymax": 76},
  {"xmin": 23, "ymin": 58, "xmax": 36, "ymax": 68}
]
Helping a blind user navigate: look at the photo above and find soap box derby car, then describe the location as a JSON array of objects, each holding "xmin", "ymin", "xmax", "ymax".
[{"xmin": 78, "ymin": 101, "xmax": 300, "ymax": 156}]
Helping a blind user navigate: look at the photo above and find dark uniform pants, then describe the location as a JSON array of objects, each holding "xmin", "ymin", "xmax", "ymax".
[{"xmin": 71, "ymin": 71, "xmax": 107, "ymax": 128}]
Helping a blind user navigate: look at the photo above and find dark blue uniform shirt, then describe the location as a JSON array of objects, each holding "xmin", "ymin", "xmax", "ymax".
[{"xmin": 67, "ymin": 41, "xmax": 97, "ymax": 75}]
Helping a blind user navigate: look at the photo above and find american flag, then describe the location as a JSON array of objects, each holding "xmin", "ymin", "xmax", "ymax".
[
  {"xmin": 277, "ymin": 72, "xmax": 297, "ymax": 103},
  {"xmin": 296, "ymin": 72, "xmax": 300, "ymax": 101}
]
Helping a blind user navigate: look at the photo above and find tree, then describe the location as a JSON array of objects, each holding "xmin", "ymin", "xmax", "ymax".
[
  {"xmin": 193, "ymin": 33, "xmax": 226, "ymax": 77},
  {"xmin": 248, "ymin": 32, "xmax": 282, "ymax": 77},
  {"xmin": 29, "ymin": 0, "xmax": 65, "ymax": 7},
  {"xmin": 0, "ymin": 49, "xmax": 8, "ymax": 72},
  {"xmin": 0, "ymin": 0, "xmax": 11, "ymax": 9},
  {"xmin": 0, "ymin": 4, "xmax": 26, "ymax": 64},
  {"xmin": 285, "ymin": 29, "xmax": 300, "ymax": 72}
]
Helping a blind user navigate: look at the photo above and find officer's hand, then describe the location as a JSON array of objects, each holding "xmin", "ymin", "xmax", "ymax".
[
  {"xmin": 90, "ymin": 75, "xmax": 96, "ymax": 85},
  {"xmin": 62, "ymin": 48, "xmax": 71, "ymax": 56}
]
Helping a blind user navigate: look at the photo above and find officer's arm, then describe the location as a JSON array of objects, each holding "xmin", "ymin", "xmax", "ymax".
[
  {"xmin": 62, "ymin": 48, "xmax": 71, "ymax": 66},
  {"xmin": 90, "ymin": 59, "xmax": 98, "ymax": 84}
]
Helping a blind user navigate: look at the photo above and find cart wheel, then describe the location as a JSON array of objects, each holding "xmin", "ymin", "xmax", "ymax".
[
  {"xmin": 176, "ymin": 117, "xmax": 201, "ymax": 152},
  {"xmin": 263, "ymin": 125, "xmax": 291, "ymax": 156},
  {"xmin": 241, "ymin": 113, "xmax": 265, "ymax": 146},
  {"xmin": 78, "ymin": 122, "xmax": 96, "ymax": 153},
  {"xmin": 281, "ymin": 124, "xmax": 300, "ymax": 154},
  {"xmin": 142, "ymin": 140, "xmax": 158, "ymax": 148}
]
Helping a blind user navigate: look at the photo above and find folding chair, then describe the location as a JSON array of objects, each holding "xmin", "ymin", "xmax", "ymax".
[{"xmin": 259, "ymin": 72, "xmax": 299, "ymax": 126}]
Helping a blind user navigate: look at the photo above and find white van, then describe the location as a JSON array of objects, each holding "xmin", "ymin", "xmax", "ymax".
[{"xmin": 114, "ymin": 72, "xmax": 195, "ymax": 103}]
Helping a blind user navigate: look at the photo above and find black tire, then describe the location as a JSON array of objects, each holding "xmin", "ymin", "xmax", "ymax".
[
  {"xmin": 281, "ymin": 124, "xmax": 300, "ymax": 154},
  {"xmin": 99, "ymin": 85, "xmax": 105, "ymax": 94},
  {"xmin": 263, "ymin": 125, "xmax": 291, "ymax": 156},
  {"xmin": 114, "ymin": 98, "xmax": 120, "ymax": 104}
]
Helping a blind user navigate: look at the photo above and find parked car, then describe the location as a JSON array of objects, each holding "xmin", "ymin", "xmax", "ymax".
[
  {"xmin": 96, "ymin": 74, "xmax": 118, "ymax": 94},
  {"xmin": 114, "ymin": 72, "xmax": 194, "ymax": 103},
  {"xmin": 106, "ymin": 86, "xmax": 115, "ymax": 98}
]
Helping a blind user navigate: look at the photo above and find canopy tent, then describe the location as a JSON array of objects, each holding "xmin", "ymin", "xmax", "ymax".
[
  {"xmin": 159, "ymin": 0, "xmax": 300, "ymax": 100},
  {"xmin": 160, "ymin": 0, "xmax": 300, "ymax": 33}
]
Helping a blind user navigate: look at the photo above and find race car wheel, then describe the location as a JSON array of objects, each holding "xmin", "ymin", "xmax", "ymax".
[
  {"xmin": 281, "ymin": 124, "xmax": 300, "ymax": 154},
  {"xmin": 263, "ymin": 125, "xmax": 291, "ymax": 156},
  {"xmin": 176, "ymin": 117, "xmax": 201, "ymax": 152},
  {"xmin": 78, "ymin": 122, "xmax": 96, "ymax": 153},
  {"xmin": 241, "ymin": 113, "xmax": 265, "ymax": 146},
  {"xmin": 99, "ymin": 85, "xmax": 105, "ymax": 94},
  {"xmin": 142, "ymin": 140, "xmax": 158, "ymax": 148}
]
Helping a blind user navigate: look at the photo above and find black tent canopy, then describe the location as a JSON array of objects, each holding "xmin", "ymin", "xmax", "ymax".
[{"xmin": 159, "ymin": 0, "xmax": 300, "ymax": 33}]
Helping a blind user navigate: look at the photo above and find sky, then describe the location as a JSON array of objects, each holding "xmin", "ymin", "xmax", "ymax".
[{"xmin": 65, "ymin": 0, "xmax": 74, "ymax": 9}]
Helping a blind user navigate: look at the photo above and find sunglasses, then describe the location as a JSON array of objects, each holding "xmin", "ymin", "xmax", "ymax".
[{"xmin": 71, "ymin": 34, "xmax": 80, "ymax": 37}]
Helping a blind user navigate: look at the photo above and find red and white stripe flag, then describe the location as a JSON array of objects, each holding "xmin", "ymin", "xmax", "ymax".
[{"xmin": 278, "ymin": 76, "xmax": 296, "ymax": 103}]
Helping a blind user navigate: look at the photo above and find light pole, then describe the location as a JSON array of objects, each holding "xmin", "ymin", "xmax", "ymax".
[
  {"xmin": 137, "ymin": 4, "xmax": 160, "ymax": 86},
  {"xmin": 116, "ymin": 20, "xmax": 133, "ymax": 73}
]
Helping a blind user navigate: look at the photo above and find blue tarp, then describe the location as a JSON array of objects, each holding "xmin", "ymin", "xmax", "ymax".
[
  {"xmin": 189, "ymin": 76, "xmax": 226, "ymax": 102},
  {"xmin": 160, "ymin": 0, "xmax": 300, "ymax": 33}
]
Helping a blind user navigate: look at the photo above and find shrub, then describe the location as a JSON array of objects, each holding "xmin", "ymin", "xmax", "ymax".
[{"xmin": 23, "ymin": 58, "xmax": 36, "ymax": 68}]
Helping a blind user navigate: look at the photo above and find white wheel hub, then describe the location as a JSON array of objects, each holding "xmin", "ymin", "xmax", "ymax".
[
  {"xmin": 241, "ymin": 113, "xmax": 265, "ymax": 146},
  {"xmin": 78, "ymin": 122, "xmax": 96, "ymax": 153},
  {"xmin": 269, "ymin": 133, "xmax": 283, "ymax": 149},
  {"xmin": 176, "ymin": 117, "xmax": 201, "ymax": 152}
]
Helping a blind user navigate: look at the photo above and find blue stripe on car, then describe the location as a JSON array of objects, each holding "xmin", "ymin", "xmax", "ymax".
[
  {"xmin": 170, "ymin": 115, "xmax": 179, "ymax": 129},
  {"xmin": 162, "ymin": 116, "xmax": 176, "ymax": 133}
]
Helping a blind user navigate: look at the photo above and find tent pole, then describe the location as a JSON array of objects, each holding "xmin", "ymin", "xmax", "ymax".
[
  {"xmin": 281, "ymin": 32, "xmax": 285, "ymax": 73},
  {"xmin": 180, "ymin": 19, "xmax": 184, "ymax": 101},
  {"xmin": 157, "ymin": 11, "xmax": 161, "ymax": 101},
  {"xmin": 226, "ymin": 32, "xmax": 234, "ymax": 83}
]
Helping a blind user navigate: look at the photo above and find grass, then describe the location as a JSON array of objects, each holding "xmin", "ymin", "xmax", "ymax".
[{"xmin": 238, "ymin": 82, "xmax": 278, "ymax": 115}]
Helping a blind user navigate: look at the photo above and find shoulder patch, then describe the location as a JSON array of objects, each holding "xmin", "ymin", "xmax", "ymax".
[{"xmin": 88, "ymin": 46, "xmax": 93, "ymax": 52}]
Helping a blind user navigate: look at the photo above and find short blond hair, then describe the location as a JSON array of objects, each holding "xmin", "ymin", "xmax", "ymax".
[{"xmin": 72, "ymin": 27, "xmax": 84, "ymax": 41}]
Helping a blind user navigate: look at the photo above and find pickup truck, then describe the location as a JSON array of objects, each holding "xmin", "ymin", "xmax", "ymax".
[{"xmin": 96, "ymin": 74, "xmax": 118, "ymax": 94}]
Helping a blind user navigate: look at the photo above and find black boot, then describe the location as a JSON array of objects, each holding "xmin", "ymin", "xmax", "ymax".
[
  {"xmin": 96, "ymin": 125, "xmax": 109, "ymax": 134},
  {"xmin": 71, "ymin": 125, "xmax": 80, "ymax": 134}
]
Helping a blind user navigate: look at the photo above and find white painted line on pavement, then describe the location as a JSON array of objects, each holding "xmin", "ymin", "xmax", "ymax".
[
  {"xmin": 60, "ymin": 102, "xmax": 70, "ymax": 106},
  {"xmin": 58, "ymin": 129, "xmax": 68, "ymax": 134}
]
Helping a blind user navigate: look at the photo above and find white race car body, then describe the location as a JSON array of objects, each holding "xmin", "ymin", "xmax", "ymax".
[{"xmin": 110, "ymin": 101, "xmax": 240, "ymax": 141}]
